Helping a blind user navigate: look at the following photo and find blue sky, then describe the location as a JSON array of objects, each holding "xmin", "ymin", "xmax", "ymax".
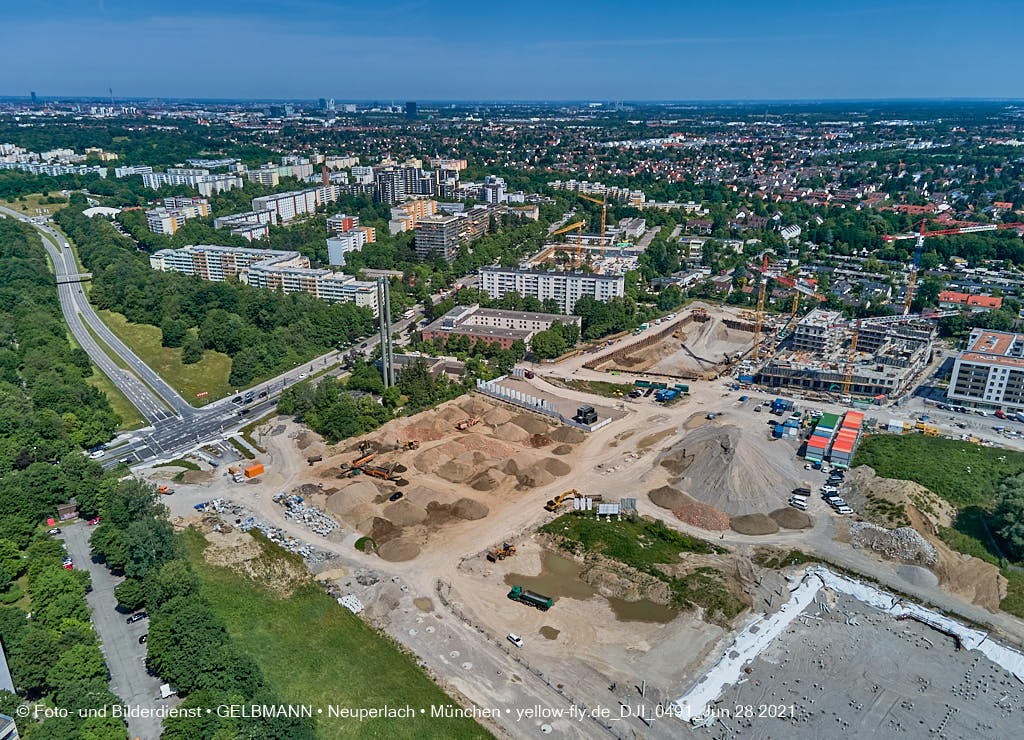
[{"xmin": 4, "ymin": 0, "xmax": 1023, "ymax": 101}]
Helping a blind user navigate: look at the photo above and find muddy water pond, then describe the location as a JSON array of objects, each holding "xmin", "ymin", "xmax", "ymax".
[{"xmin": 505, "ymin": 550, "xmax": 678, "ymax": 624}]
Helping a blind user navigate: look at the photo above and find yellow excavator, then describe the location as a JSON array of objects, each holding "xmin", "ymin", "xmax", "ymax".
[
  {"xmin": 398, "ymin": 440, "xmax": 420, "ymax": 451},
  {"xmin": 544, "ymin": 489, "xmax": 580, "ymax": 512}
]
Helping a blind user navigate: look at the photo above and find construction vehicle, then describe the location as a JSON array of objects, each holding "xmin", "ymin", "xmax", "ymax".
[
  {"xmin": 455, "ymin": 416, "xmax": 481, "ymax": 431},
  {"xmin": 306, "ymin": 455, "xmax": 323, "ymax": 465},
  {"xmin": 397, "ymin": 440, "xmax": 420, "ymax": 451},
  {"xmin": 691, "ymin": 307, "xmax": 709, "ymax": 321},
  {"xmin": 358, "ymin": 441, "xmax": 372, "ymax": 456},
  {"xmin": 545, "ymin": 489, "xmax": 579, "ymax": 512},
  {"xmin": 157, "ymin": 485, "xmax": 174, "ymax": 495},
  {"xmin": 486, "ymin": 542, "xmax": 517, "ymax": 562},
  {"xmin": 361, "ymin": 464, "xmax": 400, "ymax": 481},
  {"xmin": 507, "ymin": 585, "xmax": 553, "ymax": 611}
]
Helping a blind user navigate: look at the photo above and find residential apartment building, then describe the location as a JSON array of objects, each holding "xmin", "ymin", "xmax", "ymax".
[
  {"xmin": 791, "ymin": 309, "xmax": 843, "ymax": 353},
  {"xmin": 149, "ymin": 245, "xmax": 378, "ymax": 315},
  {"xmin": 327, "ymin": 229, "xmax": 369, "ymax": 266},
  {"xmin": 478, "ymin": 266, "xmax": 625, "ymax": 314},
  {"xmin": 212, "ymin": 209, "xmax": 274, "ymax": 242},
  {"xmin": 414, "ymin": 214, "xmax": 462, "ymax": 262},
  {"xmin": 251, "ymin": 185, "xmax": 339, "ymax": 223},
  {"xmin": 948, "ymin": 329, "xmax": 1024, "ymax": 411},
  {"xmin": 141, "ymin": 168, "xmax": 243, "ymax": 196},
  {"xmin": 938, "ymin": 291, "xmax": 1003, "ymax": 312},
  {"xmin": 422, "ymin": 304, "xmax": 582, "ymax": 350},
  {"xmin": 480, "ymin": 175, "xmax": 506, "ymax": 204},
  {"xmin": 389, "ymin": 199, "xmax": 437, "ymax": 233},
  {"xmin": 327, "ymin": 213, "xmax": 360, "ymax": 233},
  {"xmin": 144, "ymin": 196, "xmax": 210, "ymax": 234}
]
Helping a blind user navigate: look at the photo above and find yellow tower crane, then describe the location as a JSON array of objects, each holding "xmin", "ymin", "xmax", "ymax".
[
  {"xmin": 551, "ymin": 220, "xmax": 586, "ymax": 261},
  {"xmin": 577, "ymin": 193, "xmax": 608, "ymax": 255}
]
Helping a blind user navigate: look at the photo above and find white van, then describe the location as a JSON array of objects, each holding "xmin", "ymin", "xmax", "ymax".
[
  {"xmin": 507, "ymin": 633, "xmax": 524, "ymax": 647},
  {"xmin": 835, "ymin": 505, "xmax": 854, "ymax": 515},
  {"xmin": 789, "ymin": 499, "xmax": 808, "ymax": 511}
]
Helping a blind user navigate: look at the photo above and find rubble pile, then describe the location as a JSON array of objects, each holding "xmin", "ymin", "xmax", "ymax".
[
  {"xmin": 849, "ymin": 521, "xmax": 937, "ymax": 566},
  {"xmin": 272, "ymin": 492, "xmax": 339, "ymax": 536},
  {"xmin": 195, "ymin": 499, "xmax": 337, "ymax": 565}
]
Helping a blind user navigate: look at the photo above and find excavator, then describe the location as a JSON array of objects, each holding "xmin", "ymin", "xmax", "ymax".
[
  {"xmin": 486, "ymin": 542, "xmax": 517, "ymax": 562},
  {"xmin": 397, "ymin": 440, "xmax": 420, "ymax": 451},
  {"xmin": 455, "ymin": 416, "xmax": 480, "ymax": 431},
  {"xmin": 351, "ymin": 440, "xmax": 375, "ymax": 468},
  {"xmin": 544, "ymin": 489, "xmax": 579, "ymax": 512}
]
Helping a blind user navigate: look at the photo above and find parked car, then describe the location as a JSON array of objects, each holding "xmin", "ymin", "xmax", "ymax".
[
  {"xmin": 138, "ymin": 634, "xmax": 147, "ymax": 644},
  {"xmin": 126, "ymin": 612, "xmax": 147, "ymax": 624},
  {"xmin": 48, "ymin": 528, "xmax": 61, "ymax": 535},
  {"xmin": 388, "ymin": 492, "xmax": 404, "ymax": 502},
  {"xmin": 88, "ymin": 517, "xmax": 101, "ymax": 525},
  {"xmin": 507, "ymin": 633, "xmax": 524, "ymax": 647},
  {"xmin": 63, "ymin": 561, "xmax": 73, "ymax": 570}
]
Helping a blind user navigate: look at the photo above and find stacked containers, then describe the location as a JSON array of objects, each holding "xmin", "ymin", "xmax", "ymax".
[
  {"xmin": 776, "ymin": 416, "xmax": 800, "ymax": 440},
  {"xmin": 805, "ymin": 412, "xmax": 839, "ymax": 462},
  {"xmin": 829, "ymin": 410, "xmax": 864, "ymax": 467}
]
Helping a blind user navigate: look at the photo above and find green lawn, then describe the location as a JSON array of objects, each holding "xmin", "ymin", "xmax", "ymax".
[
  {"xmin": 557, "ymin": 378, "xmax": 634, "ymax": 398},
  {"xmin": 0, "ymin": 193, "xmax": 68, "ymax": 217},
  {"xmin": 98, "ymin": 309, "xmax": 234, "ymax": 402},
  {"xmin": 183, "ymin": 529, "xmax": 490, "ymax": 740},
  {"xmin": 540, "ymin": 514, "xmax": 744, "ymax": 622}
]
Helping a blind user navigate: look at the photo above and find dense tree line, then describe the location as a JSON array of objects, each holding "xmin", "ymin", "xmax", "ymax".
[
  {"xmin": 56, "ymin": 202, "xmax": 376, "ymax": 386},
  {"xmin": 87, "ymin": 478, "xmax": 314, "ymax": 739}
]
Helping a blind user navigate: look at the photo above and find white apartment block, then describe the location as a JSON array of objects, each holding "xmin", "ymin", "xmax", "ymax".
[
  {"xmin": 144, "ymin": 197, "xmax": 209, "ymax": 234},
  {"xmin": 477, "ymin": 266, "xmax": 625, "ymax": 314},
  {"xmin": 948, "ymin": 328, "xmax": 1024, "ymax": 411},
  {"xmin": 141, "ymin": 169, "xmax": 243, "ymax": 195},
  {"xmin": 114, "ymin": 165, "xmax": 153, "ymax": 178},
  {"xmin": 149, "ymin": 245, "xmax": 378, "ymax": 315},
  {"xmin": 326, "ymin": 229, "xmax": 368, "ymax": 266},
  {"xmin": 251, "ymin": 185, "xmax": 340, "ymax": 223},
  {"xmin": 351, "ymin": 166, "xmax": 374, "ymax": 184}
]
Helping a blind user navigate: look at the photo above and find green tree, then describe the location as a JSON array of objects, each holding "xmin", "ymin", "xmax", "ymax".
[
  {"xmin": 530, "ymin": 329, "xmax": 567, "ymax": 359},
  {"xmin": 161, "ymin": 318, "xmax": 188, "ymax": 348},
  {"xmin": 994, "ymin": 474, "xmax": 1024, "ymax": 560},
  {"xmin": 181, "ymin": 334, "xmax": 204, "ymax": 364}
]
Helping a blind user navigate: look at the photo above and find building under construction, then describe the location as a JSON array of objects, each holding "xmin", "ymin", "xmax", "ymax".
[{"xmin": 758, "ymin": 309, "xmax": 936, "ymax": 397}]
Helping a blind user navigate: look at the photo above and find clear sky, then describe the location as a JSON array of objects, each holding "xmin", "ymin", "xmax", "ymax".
[{"xmin": 4, "ymin": 0, "xmax": 1023, "ymax": 101}]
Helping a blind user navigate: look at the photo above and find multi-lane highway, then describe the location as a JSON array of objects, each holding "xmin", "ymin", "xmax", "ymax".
[{"xmin": 4, "ymin": 205, "xmax": 425, "ymax": 466}]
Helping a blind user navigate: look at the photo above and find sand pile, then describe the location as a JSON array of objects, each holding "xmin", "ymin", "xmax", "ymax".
[
  {"xmin": 528, "ymin": 433, "xmax": 553, "ymax": 448},
  {"xmin": 505, "ymin": 457, "xmax": 554, "ymax": 488},
  {"xmin": 658, "ymin": 424, "xmax": 797, "ymax": 515},
  {"xmin": 649, "ymin": 486, "xmax": 731, "ymax": 530},
  {"xmin": 730, "ymin": 513, "xmax": 780, "ymax": 535},
  {"xmin": 470, "ymin": 468, "xmax": 508, "ymax": 492},
  {"xmin": 550, "ymin": 426, "xmax": 585, "ymax": 444},
  {"xmin": 436, "ymin": 405, "xmax": 466, "ymax": 423},
  {"xmin": 378, "ymin": 539, "xmax": 420, "ymax": 561},
  {"xmin": 552, "ymin": 444, "xmax": 573, "ymax": 455},
  {"xmin": 483, "ymin": 406, "xmax": 514, "ymax": 426},
  {"xmin": 492, "ymin": 422, "xmax": 530, "ymax": 442},
  {"xmin": 383, "ymin": 500, "xmax": 427, "ymax": 526},
  {"xmin": 437, "ymin": 450, "xmax": 493, "ymax": 483},
  {"xmin": 769, "ymin": 507, "xmax": 812, "ymax": 530},
  {"xmin": 456, "ymin": 434, "xmax": 515, "ymax": 457},
  {"xmin": 512, "ymin": 414, "xmax": 549, "ymax": 435},
  {"xmin": 413, "ymin": 440, "xmax": 465, "ymax": 473},
  {"xmin": 425, "ymin": 498, "xmax": 490, "ymax": 525},
  {"xmin": 842, "ymin": 466, "xmax": 956, "ymax": 532},
  {"xmin": 399, "ymin": 423, "xmax": 448, "ymax": 442},
  {"xmin": 459, "ymin": 396, "xmax": 491, "ymax": 416}
]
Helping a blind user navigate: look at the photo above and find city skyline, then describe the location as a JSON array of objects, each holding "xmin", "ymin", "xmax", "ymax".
[{"xmin": 5, "ymin": 0, "xmax": 1024, "ymax": 101}]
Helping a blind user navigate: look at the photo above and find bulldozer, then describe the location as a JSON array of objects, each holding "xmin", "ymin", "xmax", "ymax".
[
  {"xmin": 455, "ymin": 416, "xmax": 481, "ymax": 431},
  {"xmin": 397, "ymin": 439, "xmax": 420, "ymax": 451},
  {"xmin": 544, "ymin": 489, "xmax": 579, "ymax": 512},
  {"xmin": 486, "ymin": 543, "xmax": 516, "ymax": 562}
]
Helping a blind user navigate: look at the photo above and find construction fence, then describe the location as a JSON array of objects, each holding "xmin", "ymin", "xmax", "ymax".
[{"xmin": 475, "ymin": 376, "xmax": 612, "ymax": 432}]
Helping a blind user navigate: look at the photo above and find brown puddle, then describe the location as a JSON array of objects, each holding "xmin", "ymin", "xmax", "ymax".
[
  {"xmin": 539, "ymin": 626, "xmax": 560, "ymax": 640},
  {"xmin": 413, "ymin": 597, "xmax": 433, "ymax": 612},
  {"xmin": 505, "ymin": 550, "xmax": 677, "ymax": 624}
]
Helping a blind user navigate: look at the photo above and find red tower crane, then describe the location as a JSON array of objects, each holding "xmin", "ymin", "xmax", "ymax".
[{"xmin": 882, "ymin": 220, "xmax": 1024, "ymax": 314}]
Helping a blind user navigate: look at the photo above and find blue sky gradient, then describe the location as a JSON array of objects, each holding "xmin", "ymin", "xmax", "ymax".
[{"xmin": 4, "ymin": 0, "xmax": 1022, "ymax": 101}]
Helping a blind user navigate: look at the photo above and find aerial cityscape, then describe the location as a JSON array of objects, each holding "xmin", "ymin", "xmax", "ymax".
[{"xmin": 3, "ymin": 3, "xmax": 1024, "ymax": 740}]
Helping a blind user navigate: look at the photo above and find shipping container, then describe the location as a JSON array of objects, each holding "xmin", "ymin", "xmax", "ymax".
[
  {"xmin": 244, "ymin": 462, "xmax": 264, "ymax": 478},
  {"xmin": 738, "ymin": 375, "xmax": 755, "ymax": 383}
]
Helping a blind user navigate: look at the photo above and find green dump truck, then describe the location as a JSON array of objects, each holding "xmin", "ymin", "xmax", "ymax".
[{"xmin": 507, "ymin": 585, "xmax": 553, "ymax": 611}]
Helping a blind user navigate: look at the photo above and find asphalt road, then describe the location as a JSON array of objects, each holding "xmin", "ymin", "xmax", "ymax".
[{"xmin": 59, "ymin": 522, "xmax": 168, "ymax": 740}]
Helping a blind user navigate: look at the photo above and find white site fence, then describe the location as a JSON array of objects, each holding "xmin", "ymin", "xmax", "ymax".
[{"xmin": 475, "ymin": 375, "xmax": 612, "ymax": 432}]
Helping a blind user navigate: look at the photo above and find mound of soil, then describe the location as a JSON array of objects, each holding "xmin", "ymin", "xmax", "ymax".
[
  {"xmin": 512, "ymin": 414, "xmax": 549, "ymax": 435},
  {"xmin": 483, "ymin": 407, "xmax": 514, "ymax": 426},
  {"xmin": 649, "ymin": 485, "xmax": 687, "ymax": 510},
  {"xmin": 552, "ymin": 444, "xmax": 573, "ymax": 455},
  {"xmin": 425, "ymin": 498, "xmax": 490, "ymax": 525},
  {"xmin": 456, "ymin": 434, "xmax": 515, "ymax": 457},
  {"xmin": 543, "ymin": 457, "xmax": 571, "ymax": 476},
  {"xmin": 437, "ymin": 450, "xmax": 492, "ymax": 483},
  {"xmin": 528, "ymin": 433, "xmax": 553, "ymax": 448},
  {"xmin": 768, "ymin": 507, "xmax": 812, "ymax": 530},
  {"xmin": 658, "ymin": 425, "xmax": 799, "ymax": 515},
  {"xmin": 730, "ymin": 513, "xmax": 779, "ymax": 535},
  {"xmin": 368, "ymin": 516, "xmax": 400, "ymax": 543},
  {"xmin": 650, "ymin": 486, "xmax": 731, "ymax": 531},
  {"xmin": 492, "ymin": 422, "xmax": 530, "ymax": 442},
  {"xmin": 383, "ymin": 500, "xmax": 427, "ymax": 526},
  {"xmin": 459, "ymin": 397, "xmax": 491, "ymax": 416},
  {"xmin": 550, "ymin": 426, "xmax": 585, "ymax": 444},
  {"xmin": 470, "ymin": 468, "xmax": 507, "ymax": 491},
  {"xmin": 378, "ymin": 538, "xmax": 420, "ymax": 562}
]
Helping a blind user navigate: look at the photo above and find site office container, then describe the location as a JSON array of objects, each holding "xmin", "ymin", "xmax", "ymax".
[{"xmin": 244, "ymin": 462, "xmax": 264, "ymax": 478}]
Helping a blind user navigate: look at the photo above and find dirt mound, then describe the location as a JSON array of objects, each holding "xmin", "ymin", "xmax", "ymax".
[
  {"xmin": 181, "ymin": 469, "xmax": 215, "ymax": 484},
  {"xmin": 483, "ymin": 407, "xmax": 514, "ymax": 426},
  {"xmin": 543, "ymin": 457, "xmax": 570, "ymax": 476},
  {"xmin": 296, "ymin": 430, "xmax": 313, "ymax": 450},
  {"xmin": 658, "ymin": 424, "xmax": 797, "ymax": 515},
  {"xmin": 649, "ymin": 485, "xmax": 687, "ymax": 510},
  {"xmin": 456, "ymin": 434, "xmax": 515, "ymax": 457},
  {"xmin": 425, "ymin": 498, "xmax": 490, "ymax": 525},
  {"xmin": 550, "ymin": 426, "xmax": 585, "ymax": 444},
  {"xmin": 383, "ymin": 500, "xmax": 427, "ymax": 526},
  {"xmin": 203, "ymin": 530, "xmax": 261, "ymax": 566},
  {"xmin": 528, "ymin": 433, "xmax": 553, "ymax": 448},
  {"xmin": 730, "ymin": 513, "xmax": 780, "ymax": 535},
  {"xmin": 552, "ymin": 444, "xmax": 573, "ymax": 455},
  {"xmin": 378, "ymin": 538, "xmax": 421, "ymax": 561},
  {"xmin": 459, "ymin": 396, "xmax": 491, "ymax": 416},
  {"xmin": 399, "ymin": 423, "xmax": 448, "ymax": 442},
  {"xmin": 768, "ymin": 507, "xmax": 812, "ymax": 530},
  {"xmin": 469, "ymin": 468, "xmax": 508, "ymax": 491},
  {"xmin": 413, "ymin": 439, "xmax": 464, "ymax": 473},
  {"xmin": 512, "ymin": 414, "xmax": 549, "ymax": 435},
  {"xmin": 649, "ymin": 486, "xmax": 731, "ymax": 531},
  {"xmin": 368, "ymin": 517, "xmax": 399, "ymax": 543},
  {"xmin": 436, "ymin": 405, "xmax": 466, "ymax": 422},
  {"xmin": 437, "ymin": 450, "xmax": 492, "ymax": 483},
  {"xmin": 492, "ymin": 422, "xmax": 530, "ymax": 442},
  {"xmin": 843, "ymin": 466, "xmax": 956, "ymax": 532}
]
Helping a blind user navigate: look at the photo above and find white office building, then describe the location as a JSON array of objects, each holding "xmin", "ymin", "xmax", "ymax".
[{"xmin": 477, "ymin": 266, "xmax": 625, "ymax": 314}]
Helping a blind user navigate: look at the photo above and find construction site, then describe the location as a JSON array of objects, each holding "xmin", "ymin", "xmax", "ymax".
[
  {"xmin": 142, "ymin": 352, "xmax": 1024, "ymax": 739},
  {"xmin": 588, "ymin": 304, "xmax": 758, "ymax": 379}
]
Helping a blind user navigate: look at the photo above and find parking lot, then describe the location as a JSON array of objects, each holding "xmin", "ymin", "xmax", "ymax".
[{"xmin": 59, "ymin": 522, "xmax": 173, "ymax": 739}]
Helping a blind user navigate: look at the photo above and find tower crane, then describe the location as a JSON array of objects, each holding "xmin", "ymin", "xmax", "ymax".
[
  {"xmin": 882, "ymin": 220, "xmax": 1024, "ymax": 314},
  {"xmin": 747, "ymin": 256, "xmax": 826, "ymax": 351},
  {"xmin": 551, "ymin": 220, "xmax": 586, "ymax": 260},
  {"xmin": 577, "ymin": 193, "xmax": 608, "ymax": 254}
]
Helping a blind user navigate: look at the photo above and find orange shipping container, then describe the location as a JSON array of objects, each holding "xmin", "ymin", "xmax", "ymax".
[{"xmin": 244, "ymin": 462, "xmax": 264, "ymax": 478}]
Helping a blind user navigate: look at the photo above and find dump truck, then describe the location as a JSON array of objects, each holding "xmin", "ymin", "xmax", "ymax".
[
  {"xmin": 544, "ymin": 489, "xmax": 579, "ymax": 512},
  {"xmin": 456, "ymin": 416, "xmax": 481, "ymax": 431},
  {"xmin": 486, "ymin": 543, "xmax": 516, "ymax": 562},
  {"xmin": 157, "ymin": 486, "xmax": 174, "ymax": 495},
  {"xmin": 507, "ymin": 585, "xmax": 552, "ymax": 611}
]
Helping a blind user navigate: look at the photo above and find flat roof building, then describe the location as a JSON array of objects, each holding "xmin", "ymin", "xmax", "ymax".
[
  {"xmin": 422, "ymin": 304, "xmax": 581, "ymax": 349},
  {"xmin": 948, "ymin": 328, "xmax": 1024, "ymax": 411},
  {"xmin": 478, "ymin": 266, "xmax": 624, "ymax": 314}
]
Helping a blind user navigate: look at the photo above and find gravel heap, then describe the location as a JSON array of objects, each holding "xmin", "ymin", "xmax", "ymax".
[{"xmin": 850, "ymin": 521, "xmax": 937, "ymax": 566}]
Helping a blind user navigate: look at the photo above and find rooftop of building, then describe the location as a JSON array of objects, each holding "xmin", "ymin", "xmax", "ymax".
[{"xmin": 479, "ymin": 265, "xmax": 625, "ymax": 281}]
